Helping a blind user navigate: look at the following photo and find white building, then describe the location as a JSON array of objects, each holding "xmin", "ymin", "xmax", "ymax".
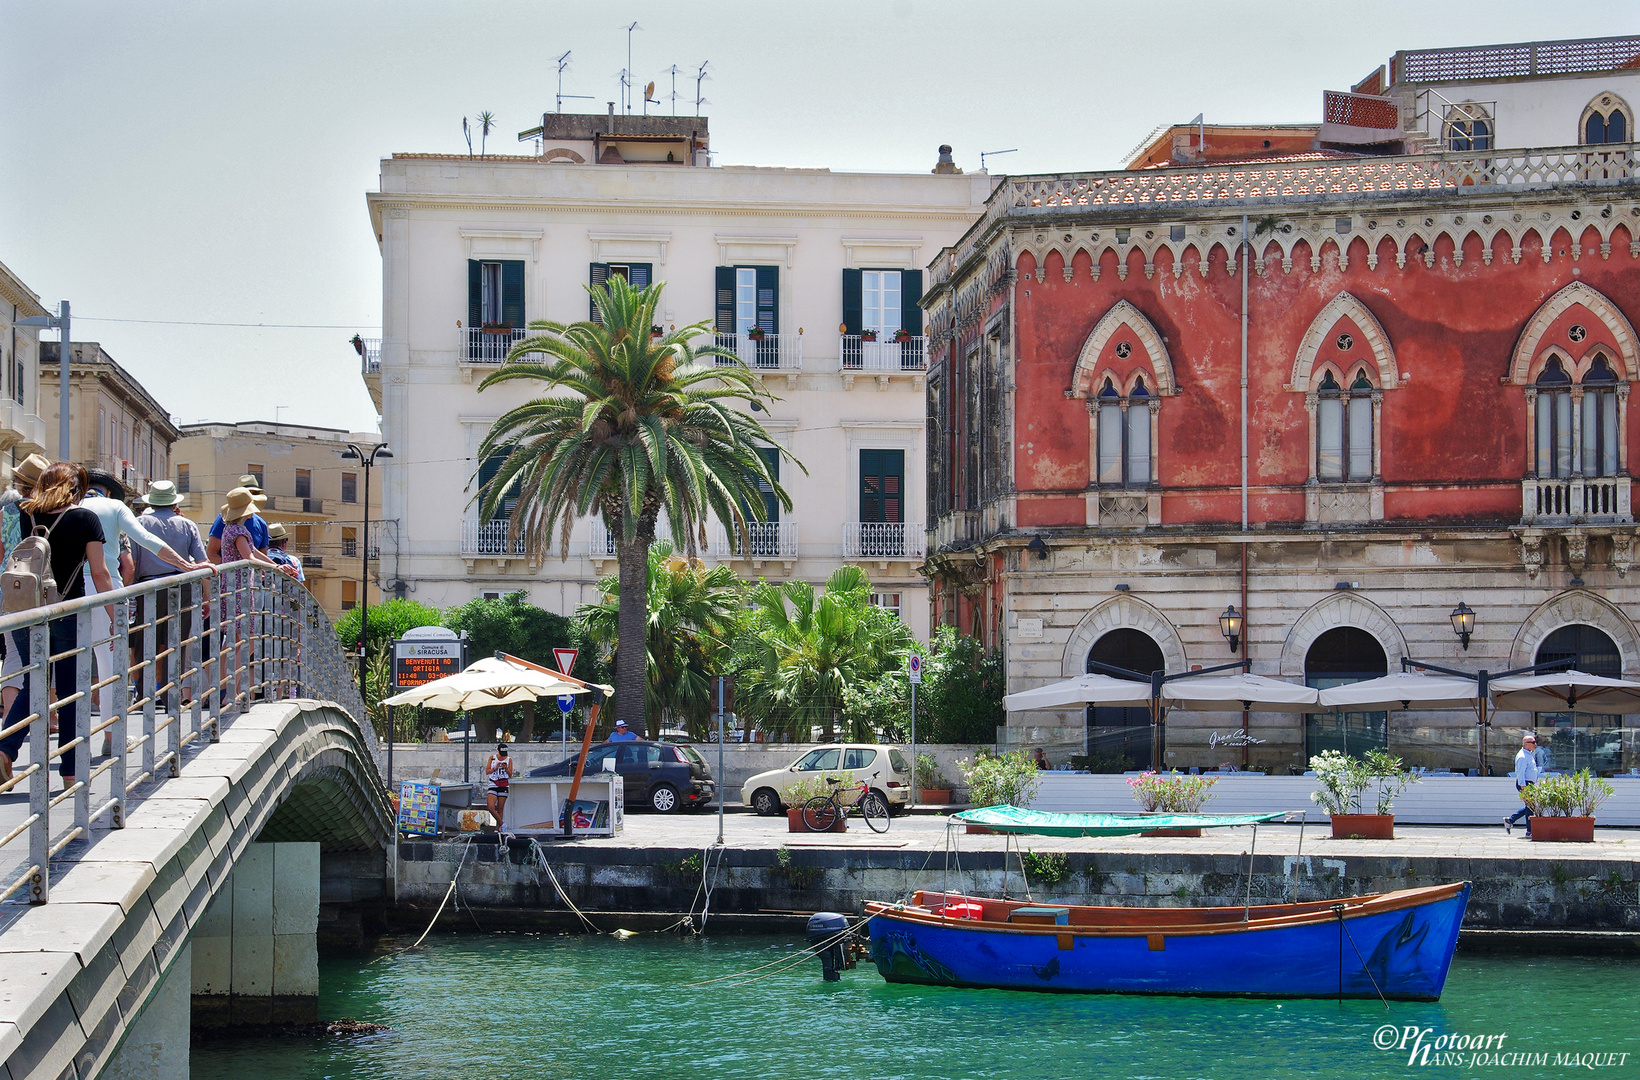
[
  {"xmin": 362, "ymin": 115, "xmax": 993, "ymax": 637},
  {"xmin": 0, "ymin": 260, "xmax": 53, "ymax": 480}
]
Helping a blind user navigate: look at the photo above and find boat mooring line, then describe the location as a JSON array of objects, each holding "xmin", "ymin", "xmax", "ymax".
[
  {"xmin": 1335, "ymin": 904, "xmax": 1392, "ymax": 1011},
  {"xmin": 683, "ymin": 916, "xmax": 872, "ymax": 989},
  {"xmin": 371, "ymin": 836, "xmax": 480, "ymax": 964},
  {"xmin": 1243, "ymin": 825, "xmax": 1257, "ymax": 921}
]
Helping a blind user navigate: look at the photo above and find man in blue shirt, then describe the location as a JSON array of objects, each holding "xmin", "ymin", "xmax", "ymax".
[
  {"xmin": 1503, "ymin": 732, "xmax": 1542, "ymax": 836},
  {"xmin": 607, "ymin": 718, "xmax": 638, "ymax": 742}
]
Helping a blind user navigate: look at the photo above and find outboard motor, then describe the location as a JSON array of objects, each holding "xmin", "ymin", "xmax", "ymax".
[{"xmin": 806, "ymin": 912, "xmax": 850, "ymax": 982}]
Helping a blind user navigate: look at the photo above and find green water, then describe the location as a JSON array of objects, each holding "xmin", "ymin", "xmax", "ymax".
[{"xmin": 193, "ymin": 933, "xmax": 1640, "ymax": 1080}]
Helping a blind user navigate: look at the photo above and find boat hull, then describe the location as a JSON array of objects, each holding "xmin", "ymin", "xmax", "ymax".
[{"xmin": 866, "ymin": 883, "xmax": 1469, "ymax": 1000}]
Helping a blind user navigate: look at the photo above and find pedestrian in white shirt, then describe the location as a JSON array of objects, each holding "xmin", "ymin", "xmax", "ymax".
[{"xmin": 1503, "ymin": 732, "xmax": 1542, "ymax": 836}]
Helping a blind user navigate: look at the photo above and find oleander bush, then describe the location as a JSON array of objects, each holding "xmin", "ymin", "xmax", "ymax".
[{"xmin": 1127, "ymin": 771, "xmax": 1218, "ymax": 813}]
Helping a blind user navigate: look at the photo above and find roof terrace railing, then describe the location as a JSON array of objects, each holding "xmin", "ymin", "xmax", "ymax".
[{"xmin": 1392, "ymin": 35, "xmax": 1640, "ymax": 84}]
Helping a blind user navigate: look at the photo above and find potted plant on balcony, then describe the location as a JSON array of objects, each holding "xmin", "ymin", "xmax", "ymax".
[
  {"xmin": 958, "ymin": 750, "xmax": 1041, "ymax": 832},
  {"xmin": 480, "ymin": 322, "xmax": 513, "ymax": 334},
  {"xmin": 650, "ymin": 324, "xmax": 665, "ymax": 338},
  {"xmin": 893, "ymin": 327, "xmax": 914, "ymax": 343},
  {"xmin": 1525, "ymin": 769, "xmax": 1614, "ymax": 842},
  {"xmin": 859, "ymin": 328, "xmax": 878, "ymax": 342},
  {"xmin": 915, "ymin": 753, "xmax": 953, "ymax": 804},
  {"xmin": 746, "ymin": 325, "xmax": 767, "ymax": 341},
  {"xmin": 1128, "ymin": 770, "xmax": 1218, "ymax": 836}
]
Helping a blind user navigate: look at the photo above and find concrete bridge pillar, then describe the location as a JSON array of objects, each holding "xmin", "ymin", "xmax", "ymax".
[{"xmin": 189, "ymin": 842, "xmax": 320, "ymax": 1027}]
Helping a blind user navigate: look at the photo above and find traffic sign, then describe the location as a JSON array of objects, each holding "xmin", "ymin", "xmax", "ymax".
[
  {"xmin": 553, "ymin": 647, "xmax": 579, "ymax": 675},
  {"xmin": 908, "ymin": 654, "xmax": 923, "ymax": 684},
  {"xmin": 557, "ymin": 694, "xmax": 576, "ymax": 713}
]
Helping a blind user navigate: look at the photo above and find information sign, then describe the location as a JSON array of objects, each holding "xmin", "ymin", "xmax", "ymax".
[
  {"xmin": 393, "ymin": 637, "xmax": 463, "ymax": 690},
  {"xmin": 397, "ymin": 779, "xmax": 440, "ymax": 837}
]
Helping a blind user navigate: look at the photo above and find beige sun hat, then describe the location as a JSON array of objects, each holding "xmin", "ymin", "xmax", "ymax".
[
  {"xmin": 237, "ymin": 473, "xmax": 264, "ymax": 493},
  {"xmin": 266, "ymin": 522, "xmax": 291, "ymax": 542},
  {"xmin": 13, "ymin": 453, "xmax": 50, "ymax": 493},
  {"xmin": 220, "ymin": 486, "xmax": 267, "ymax": 523},
  {"xmin": 143, "ymin": 479, "xmax": 183, "ymax": 507}
]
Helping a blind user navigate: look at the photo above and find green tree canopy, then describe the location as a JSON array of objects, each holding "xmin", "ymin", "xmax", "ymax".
[
  {"xmin": 475, "ymin": 274, "xmax": 798, "ymax": 734},
  {"xmin": 842, "ymin": 625, "xmax": 1003, "ymax": 744},
  {"xmin": 332, "ymin": 598, "xmax": 443, "ymax": 659},
  {"xmin": 443, "ymin": 591, "xmax": 607, "ymax": 686}
]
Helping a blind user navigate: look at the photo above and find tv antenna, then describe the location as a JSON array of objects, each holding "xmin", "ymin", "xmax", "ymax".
[
  {"xmin": 555, "ymin": 50, "xmax": 593, "ymax": 114},
  {"xmin": 665, "ymin": 65, "xmax": 682, "ymax": 114},
  {"xmin": 981, "ymin": 148, "xmax": 1018, "ymax": 171},
  {"xmin": 622, "ymin": 21, "xmax": 641, "ymax": 113},
  {"xmin": 694, "ymin": 61, "xmax": 711, "ymax": 117}
]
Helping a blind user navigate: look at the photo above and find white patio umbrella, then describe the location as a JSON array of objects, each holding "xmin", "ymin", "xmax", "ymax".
[
  {"xmin": 1488, "ymin": 670, "xmax": 1640, "ymax": 715},
  {"xmin": 1003, "ymin": 672, "xmax": 1153, "ymax": 711},
  {"xmin": 380, "ymin": 656, "xmax": 594, "ymax": 711},
  {"xmin": 1317, "ymin": 671, "xmax": 1481, "ymax": 712},
  {"xmin": 1161, "ymin": 672, "xmax": 1320, "ymax": 712}
]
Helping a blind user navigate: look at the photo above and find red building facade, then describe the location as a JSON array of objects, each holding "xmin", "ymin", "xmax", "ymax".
[{"xmin": 923, "ymin": 146, "xmax": 1640, "ymax": 774}]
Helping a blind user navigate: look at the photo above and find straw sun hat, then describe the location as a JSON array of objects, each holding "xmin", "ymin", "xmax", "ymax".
[{"xmin": 220, "ymin": 486, "xmax": 267, "ymax": 523}]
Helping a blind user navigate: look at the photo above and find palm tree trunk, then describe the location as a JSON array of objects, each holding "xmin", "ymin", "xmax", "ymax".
[{"xmin": 615, "ymin": 537, "xmax": 651, "ymax": 736}]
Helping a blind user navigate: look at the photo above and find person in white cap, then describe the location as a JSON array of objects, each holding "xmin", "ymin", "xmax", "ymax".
[{"xmin": 608, "ymin": 718, "xmax": 637, "ymax": 742}]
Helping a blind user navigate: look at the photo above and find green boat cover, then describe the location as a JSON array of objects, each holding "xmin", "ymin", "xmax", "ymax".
[{"xmin": 952, "ymin": 805, "xmax": 1288, "ymax": 837}]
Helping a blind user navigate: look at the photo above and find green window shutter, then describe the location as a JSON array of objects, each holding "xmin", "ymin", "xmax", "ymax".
[
  {"xmin": 501, "ymin": 261, "xmax": 525, "ymax": 328},
  {"xmin": 755, "ymin": 265, "xmax": 778, "ymax": 333},
  {"xmin": 859, "ymin": 449, "xmax": 904, "ymax": 523},
  {"xmin": 589, "ymin": 263, "xmax": 609, "ymax": 324},
  {"xmin": 841, "ymin": 269, "xmax": 863, "ymax": 335},
  {"xmin": 900, "ymin": 269, "xmax": 923, "ymax": 336},
  {"xmin": 628, "ymin": 263, "xmax": 652, "ymax": 286},
  {"xmin": 476, "ymin": 452, "xmax": 516, "ymax": 522},
  {"xmin": 757, "ymin": 446, "xmax": 781, "ymax": 522},
  {"xmin": 715, "ymin": 266, "xmax": 735, "ymax": 333},
  {"xmin": 468, "ymin": 260, "xmax": 483, "ymax": 330}
]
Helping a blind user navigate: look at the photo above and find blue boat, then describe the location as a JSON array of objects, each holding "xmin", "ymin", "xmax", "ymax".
[{"xmin": 863, "ymin": 807, "xmax": 1470, "ymax": 1000}]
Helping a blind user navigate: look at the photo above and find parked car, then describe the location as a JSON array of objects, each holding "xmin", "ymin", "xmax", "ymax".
[
  {"xmin": 740, "ymin": 744, "xmax": 913, "ymax": 816},
  {"xmin": 528, "ymin": 740, "xmax": 715, "ymax": 813}
]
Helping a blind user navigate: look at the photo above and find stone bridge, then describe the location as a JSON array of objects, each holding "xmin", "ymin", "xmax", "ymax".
[{"xmin": 0, "ymin": 568, "xmax": 392, "ymax": 1080}]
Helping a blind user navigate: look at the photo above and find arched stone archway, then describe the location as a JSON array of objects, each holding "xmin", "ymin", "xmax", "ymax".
[
  {"xmin": 1510, "ymin": 590, "xmax": 1640, "ymax": 674},
  {"xmin": 1061, "ymin": 595, "xmax": 1187, "ymax": 678},
  {"xmin": 1278, "ymin": 592, "xmax": 1408, "ymax": 678}
]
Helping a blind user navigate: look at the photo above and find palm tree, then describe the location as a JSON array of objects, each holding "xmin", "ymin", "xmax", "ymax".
[
  {"xmin": 475, "ymin": 275, "xmax": 794, "ymax": 734},
  {"xmin": 580, "ymin": 540, "xmax": 743, "ymax": 739},
  {"xmin": 734, "ymin": 566, "xmax": 913, "ymax": 741},
  {"xmin": 478, "ymin": 111, "xmax": 496, "ymax": 158}
]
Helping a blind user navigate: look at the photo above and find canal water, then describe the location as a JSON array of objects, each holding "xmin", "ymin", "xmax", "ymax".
[{"xmin": 194, "ymin": 933, "xmax": 1640, "ymax": 1080}]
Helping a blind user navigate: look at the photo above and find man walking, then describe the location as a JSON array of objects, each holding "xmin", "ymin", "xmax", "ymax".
[
  {"xmin": 1503, "ymin": 732, "xmax": 1542, "ymax": 836},
  {"xmin": 132, "ymin": 480, "xmax": 209, "ymax": 707}
]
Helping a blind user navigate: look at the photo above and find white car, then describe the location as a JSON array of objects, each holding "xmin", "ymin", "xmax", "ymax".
[{"xmin": 741, "ymin": 744, "xmax": 913, "ymax": 816}]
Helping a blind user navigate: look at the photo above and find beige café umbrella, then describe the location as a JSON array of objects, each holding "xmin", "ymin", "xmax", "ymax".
[
  {"xmin": 1003, "ymin": 673, "xmax": 1153, "ymax": 712},
  {"xmin": 380, "ymin": 655, "xmax": 592, "ymax": 711},
  {"xmin": 1487, "ymin": 670, "xmax": 1640, "ymax": 715}
]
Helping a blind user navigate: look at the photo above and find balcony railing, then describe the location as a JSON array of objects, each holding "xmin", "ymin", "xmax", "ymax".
[
  {"xmin": 1521, "ymin": 476, "xmax": 1633, "ymax": 524},
  {"xmin": 589, "ymin": 517, "xmax": 676, "ymax": 559},
  {"xmin": 357, "ymin": 337, "xmax": 381, "ymax": 375},
  {"xmin": 844, "ymin": 521, "xmax": 926, "ymax": 561},
  {"xmin": 840, "ymin": 335, "xmax": 927, "ymax": 372},
  {"xmin": 461, "ymin": 326, "xmax": 530, "ymax": 364},
  {"xmin": 713, "ymin": 332, "xmax": 802, "ymax": 371},
  {"xmin": 461, "ymin": 519, "xmax": 529, "ymax": 556},
  {"xmin": 713, "ymin": 521, "xmax": 798, "ymax": 561}
]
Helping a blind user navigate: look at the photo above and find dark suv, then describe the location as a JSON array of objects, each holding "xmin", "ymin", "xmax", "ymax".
[{"xmin": 527, "ymin": 740, "xmax": 716, "ymax": 813}]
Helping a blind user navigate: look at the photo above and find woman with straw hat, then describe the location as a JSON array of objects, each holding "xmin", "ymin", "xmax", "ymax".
[{"xmin": 215, "ymin": 487, "xmax": 294, "ymax": 707}]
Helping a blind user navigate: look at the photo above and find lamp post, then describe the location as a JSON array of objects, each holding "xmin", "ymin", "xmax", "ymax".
[
  {"xmin": 16, "ymin": 300, "xmax": 70, "ymax": 458},
  {"xmin": 340, "ymin": 441, "xmax": 393, "ymax": 689}
]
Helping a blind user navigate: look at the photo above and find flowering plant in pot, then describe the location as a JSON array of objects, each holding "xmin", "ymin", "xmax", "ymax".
[
  {"xmin": 1310, "ymin": 750, "xmax": 1417, "ymax": 839},
  {"xmin": 915, "ymin": 752, "xmax": 953, "ymax": 804},
  {"xmin": 859, "ymin": 328, "xmax": 878, "ymax": 342},
  {"xmin": 1127, "ymin": 771, "xmax": 1218, "ymax": 835},
  {"xmin": 1524, "ymin": 769, "xmax": 1613, "ymax": 842},
  {"xmin": 958, "ymin": 750, "xmax": 1041, "ymax": 832},
  {"xmin": 893, "ymin": 327, "xmax": 914, "ymax": 343},
  {"xmin": 480, "ymin": 322, "xmax": 513, "ymax": 334},
  {"xmin": 746, "ymin": 325, "xmax": 767, "ymax": 341}
]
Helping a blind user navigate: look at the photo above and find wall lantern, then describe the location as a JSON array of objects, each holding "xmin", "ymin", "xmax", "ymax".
[
  {"xmin": 1450, "ymin": 601, "xmax": 1476, "ymax": 651},
  {"xmin": 1219, "ymin": 605, "xmax": 1243, "ymax": 653},
  {"xmin": 1025, "ymin": 536, "xmax": 1048, "ymax": 561}
]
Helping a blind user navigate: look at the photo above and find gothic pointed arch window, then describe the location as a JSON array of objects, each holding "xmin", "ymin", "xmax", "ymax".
[
  {"xmin": 1582, "ymin": 93, "xmax": 1632, "ymax": 145},
  {"xmin": 1582, "ymin": 354, "xmax": 1621, "ymax": 478},
  {"xmin": 1445, "ymin": 104, "xmax": 1493, "ymax": 151},
  {"xmin": 1315, "ymin": 367, "xmax": 1377, "ymax": 482},
  {"xmin": 1534, "ymin": 356, "xmax": 1574, "ymax": 479},
  {"xmin": 1095, "ymin": 375, "xmax": 1154, "ymax": 489}
]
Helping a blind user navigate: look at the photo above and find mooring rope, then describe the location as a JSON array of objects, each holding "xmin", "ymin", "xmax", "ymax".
[{"xmin": 682, "ymin": 914, "xmax": 873, "ymax": 989}]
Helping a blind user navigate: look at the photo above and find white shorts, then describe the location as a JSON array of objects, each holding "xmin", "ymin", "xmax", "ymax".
[{"xmin": 1, "ymin": 640, "xmax": 22, "ymax": 692}]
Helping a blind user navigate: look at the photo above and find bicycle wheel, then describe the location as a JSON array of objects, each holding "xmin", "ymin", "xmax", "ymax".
[
  {"xmin": 803, "ymin": 796, "xmax": 839, "ymax": 832},
  {"xmin": 859, "ymin": 791, "xmax": 890, "ymax": 833}
]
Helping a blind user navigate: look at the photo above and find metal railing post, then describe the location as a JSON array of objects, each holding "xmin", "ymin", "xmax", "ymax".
[
  {"xmin": 27, "ymin": 622, "xmax": 50, "ymax": 903},
  {"xmin": 74, "ymin": 608, "xmax": 93, "ymax": 836},
  {"xmin": 142, "ymin": 586, "xmax": 158, "ymax": 783},
  {"xmin": 184, "ymin": 579, "xmax": 202, "ymax": 769},
  {"xmin": 110, "ymin": 597, "xmax": 129, "ymax": 827}
]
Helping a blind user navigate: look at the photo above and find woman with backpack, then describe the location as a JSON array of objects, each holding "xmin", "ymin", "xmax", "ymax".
[{"xmin": 0, "ymin": 462, "xmax": 117, "ymax": 786}]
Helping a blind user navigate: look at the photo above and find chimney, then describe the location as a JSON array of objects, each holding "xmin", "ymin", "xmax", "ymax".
[
  {"xmin": 932, "ymin": 144, "xmax": 961, "ymax": 174},
  {"xmin": 607, "ymin": 102, "xmax": 616, "ymax": 130}
]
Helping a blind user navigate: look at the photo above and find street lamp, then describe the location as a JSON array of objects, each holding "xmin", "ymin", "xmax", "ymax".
[
  {"xmin": 1219, "ymin": 605, "xmax": 1243, "ymax": 653},
  {"xmin": 340, "ymin": 441, "xmax": 393, "ymax": 688},
  {"xmin": 1450, "ymin": 601, "xmax": 1475, "ymax": 650},
  {"xmin": 16, "ymin": 299, "xmax": 70, "ymax": 458}
]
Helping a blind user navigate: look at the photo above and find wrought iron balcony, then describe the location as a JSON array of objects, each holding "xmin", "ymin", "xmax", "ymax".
[
  {"xmin": 840, "ymin": 335, "xmax": 927, "ymax": 372},
  {"xmin": 460, "ymin": 326, "xmax": 529, "ymax": 364},
  {"xmin": 713, "ymin": 521, "xmax": 798, "ymax": 561},
  {"xmin": 356, "ymin": 337, "xmax": 381, "ymax": 375},
  {"xmin": 844, "ymin": 521, "xmax": 926, "ymax": 561},
  {"xmin": 461, "ymin": 519, "xmax": 529, "ymax": 557},
  {"xmin": 713, "ymin": 332, "xmax": 802, "ymax": 371}
]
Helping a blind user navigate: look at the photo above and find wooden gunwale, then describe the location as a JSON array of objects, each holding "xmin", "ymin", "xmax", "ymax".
[{"xmin": 864, "ymin": 882, "xmax": 1467, "ymax": 939}]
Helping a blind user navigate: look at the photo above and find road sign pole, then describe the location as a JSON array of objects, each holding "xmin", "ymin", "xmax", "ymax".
[
  {"xmin": 716, "ymin": 676, "xmax": 726, "ymax": 846},
  {"xmin": 909, "ymin": 679, "xmax": 917, "ymax": 806}
]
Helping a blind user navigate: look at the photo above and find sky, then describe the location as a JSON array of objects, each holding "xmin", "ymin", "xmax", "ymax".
[{"xmin": 4, "ymin": 1, "xmax": 1638, "ymax": 436}]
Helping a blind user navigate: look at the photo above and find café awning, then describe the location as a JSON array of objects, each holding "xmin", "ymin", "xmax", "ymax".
[
  {"xmin": 1487, "ymin": 670, "xmax": 1640, "ymax": 715},
  {"xmin": 380, "ymin": 656, "xmax": 598, "ymax": 712},
  {"xmin": 1003, "ymin": 673, "xmax": 1153, "ymax": 711},
  {"xmin": 1161, "ymin": 673, "xmax": 1319, "ymax": 713},
  {"xmin": 1317, "ymin": 672, "xmax": 1482, "ymax": 712}
]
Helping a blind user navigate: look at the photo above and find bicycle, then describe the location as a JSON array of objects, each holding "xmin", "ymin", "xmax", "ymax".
[{"xmin": 802, "ymin": 776, "xmax": 890, "ymax": 834}]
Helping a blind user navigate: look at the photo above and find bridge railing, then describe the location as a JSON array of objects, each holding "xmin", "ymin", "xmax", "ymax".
[{"xmin": 0, "ymin": 560, "xmax": 369, "ymax": 904}]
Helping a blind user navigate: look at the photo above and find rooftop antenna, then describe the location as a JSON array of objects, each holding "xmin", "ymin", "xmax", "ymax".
[
  {"xmin": 694, "ymin": 61, "xmax": 711, "ymax": 117},
  {"xmin": 643, "ymin": 81, "xmax": 657, "ymax": 116},
  {"xmin": 555, "ymin": 50, "xmax": 593, "ymax": 113},
  {"xmin": 665, "ymin": 64, "xmax": 682, "ymax": 115},
  {"xmin": 980, "ymin": 148, "xmax": 1017, "ymax": 171},
  {"xmin": 622, "ymin": 21, "xmax": 641, "ymax": 113}
]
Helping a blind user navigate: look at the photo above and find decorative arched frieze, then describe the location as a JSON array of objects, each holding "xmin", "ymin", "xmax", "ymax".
[
  {"xmin": 1508, "ymin": 591, "xmax": 1640, "ymax": 675},
  {"xmin": 1507, "ymin": 281, "xmax": 1640, "ymax": 384},
  {"xmin": 1061, "ymin": 595, "xmax": 1187, "ymax": 679},
  {"xmin": 1277, "ymin": 593, "xmax": 1408, "ymax": 678},
  {"xmin": 1070, "ymin": 301, "xmax": 1177, "ymax": 398},
  {"xmin": 1290, "ymin": 293, "xmax": 1398, "ymax": 392}
]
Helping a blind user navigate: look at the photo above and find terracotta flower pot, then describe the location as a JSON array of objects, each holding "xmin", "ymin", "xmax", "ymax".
[
  {"xmin": 1330, "ymin": 813, "xmax": 1395, "ymax": 839},
  {"xmin": 920, "ymin": 788, "xmax": 953, "ymax": 804},
  {"xmin": 1530, "ymin": 816, "xmax": 1595, "ymax": 842},
  {"xmin": 1142, "ymin": 828, "xmax": 1202, "ymax": 838},
  {"xmin": 788, "ymin": 807, "xmax": 846, "ymax": 833}
]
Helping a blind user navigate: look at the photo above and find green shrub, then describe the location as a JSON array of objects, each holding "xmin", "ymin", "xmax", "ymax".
[
  {"xmin": 1524, "ymin": 769, "xmax": 1615, "ymax": 817},
  {"xmin": 958, "ymin": 750, "xmax": 1041, "ymax": 807},
  {"xmin": 1020, "ymin": 850, "xmax": 1071, "ymax": 886}
]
